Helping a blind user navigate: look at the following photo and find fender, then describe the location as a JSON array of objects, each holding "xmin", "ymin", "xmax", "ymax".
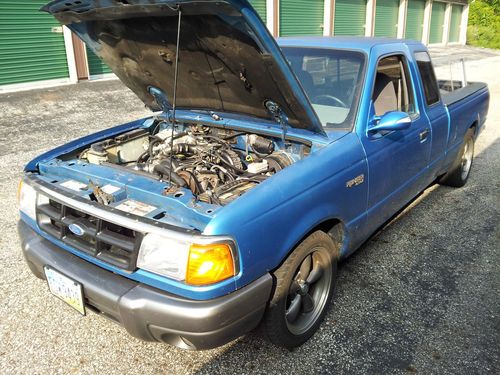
[
  {"xmin": 25, "ymin": 117, "xmax": 150, "ymax": 172},
  {"xmin": 204, "ymin": 133, "xmax": 368, "ymax": 289}
]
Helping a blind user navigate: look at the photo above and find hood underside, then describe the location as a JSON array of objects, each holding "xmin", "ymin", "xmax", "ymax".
[{"xmin": 42, "ymin": 0, "xmax": 325, "ymax": 135}]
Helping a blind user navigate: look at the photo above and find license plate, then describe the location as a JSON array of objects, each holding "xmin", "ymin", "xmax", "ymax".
[{"xmin": 44, "ymin": 266, "xmax": 85, "ymax": 315}]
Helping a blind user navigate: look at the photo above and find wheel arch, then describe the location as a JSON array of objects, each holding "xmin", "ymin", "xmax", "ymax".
[
  {"xmin": 274, "ymin": 218, "xmax": 347, "ymax": 272},
  {"xmin": 310, "ymin": 218, "xmax": 345, "ymax": 260},
  {"xmin": 470, "ymin": 119, "xmax": 478, "ymax": 138}
]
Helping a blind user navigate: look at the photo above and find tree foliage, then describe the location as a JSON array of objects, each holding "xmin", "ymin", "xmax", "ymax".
[{"xmin": 467, "ymin": 0, "xmax": 500, "ymax": 49}]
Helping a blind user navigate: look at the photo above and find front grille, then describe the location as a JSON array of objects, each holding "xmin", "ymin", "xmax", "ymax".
[{"xmin": 37, "ymin": 198, "xmax": 143, "ymax": 271}]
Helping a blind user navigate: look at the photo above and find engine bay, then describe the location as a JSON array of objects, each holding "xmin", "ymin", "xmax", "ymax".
[{"xmin": 78, "ymin": 122, "xmax": 309, "ymax": 206}]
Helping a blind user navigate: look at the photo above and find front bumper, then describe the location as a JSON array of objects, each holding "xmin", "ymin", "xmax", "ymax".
[{"xmin": 19, "ymin": 220, "xmax": 272, "ymax": 350}]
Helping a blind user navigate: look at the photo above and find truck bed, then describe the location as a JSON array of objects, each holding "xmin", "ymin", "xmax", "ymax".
[
  {"xmin": 439, "ymin": 80, "xmax": 488, "ymax": 106},
  {"xmin": 439, "ymin": 79, "xmax": 489, "ymax": 168}
]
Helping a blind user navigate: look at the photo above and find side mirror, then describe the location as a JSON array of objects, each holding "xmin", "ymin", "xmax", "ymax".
[{"xmin": 368, "ymin": 111, "xmax": 411, "ymax": 133}]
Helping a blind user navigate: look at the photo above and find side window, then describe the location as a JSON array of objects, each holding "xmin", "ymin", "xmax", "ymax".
[
  {"xmin": 414, "ymin": 51, "xmax": 440, "ymax": 106},
  {"xmin": 372, "ymin": 55, "xmax": 416, "ymax": 117}
]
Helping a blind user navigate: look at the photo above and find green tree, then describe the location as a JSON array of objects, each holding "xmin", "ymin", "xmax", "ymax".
[{"xmin": 467, "ymin": 0, "xmax": 500, "ymax": 49}]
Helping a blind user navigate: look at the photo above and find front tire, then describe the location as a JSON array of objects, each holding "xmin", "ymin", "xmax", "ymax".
[
  {"xmin": 263, "ymin": 231, "xmax": 338, "ymax": 349},
  {"xmin": 439, "ymin": 128, "xmax": 475, "ymax": 187}
]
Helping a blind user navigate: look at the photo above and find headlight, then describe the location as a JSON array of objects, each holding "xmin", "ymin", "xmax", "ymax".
[
  {"xmin": 137, "ymin": 234, "xmax": 190, "ymax": 281},
  {"xmin": 18, "ymin": 180, "xmax": 37, "ymax": 220},
  {"xmin": 137, "ymin": 233, "xmax": 237, "ymax": 285}
]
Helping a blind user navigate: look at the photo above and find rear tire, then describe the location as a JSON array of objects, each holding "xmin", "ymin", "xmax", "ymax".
[
  {"xmin": 263, "ymin": 231, "xmax": 339, "ymax": 349},
  {"xmin": 439, "ymin": 128, "xmax": 475, "ymax": 187}
]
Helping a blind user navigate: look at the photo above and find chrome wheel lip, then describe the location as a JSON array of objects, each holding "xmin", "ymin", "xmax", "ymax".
[
  {"xmin": 285, "ymin": 248, "xmax": 333, "ymax": 335},
  {"xmin": 461, "ymin": 137, "xmax": 474, "ymax": 181}
]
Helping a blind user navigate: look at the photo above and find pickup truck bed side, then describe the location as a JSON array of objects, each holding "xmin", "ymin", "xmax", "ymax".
[{"xmin": 441, "ymin": 83, "xmax": 489, "ymax": 173}]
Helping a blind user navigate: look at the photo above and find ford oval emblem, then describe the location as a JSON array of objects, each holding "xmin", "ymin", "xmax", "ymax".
[{"xmin": 68, "ymin": 223, "xmax": 85, "ymax": 236}]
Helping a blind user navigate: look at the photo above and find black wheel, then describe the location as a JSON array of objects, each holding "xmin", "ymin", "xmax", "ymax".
[
  {"xmin": 264, "ymin": 231, "xmax": 339, "ymax": 349},
  {"xmin": 440, "ymin": 128, "xmax": 475, "ymax": 187}
]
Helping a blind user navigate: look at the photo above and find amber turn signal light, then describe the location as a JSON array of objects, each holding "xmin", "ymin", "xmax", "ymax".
[{"xmin": 186, "ymin": 243, "xmax": 235, "ymax": 286}]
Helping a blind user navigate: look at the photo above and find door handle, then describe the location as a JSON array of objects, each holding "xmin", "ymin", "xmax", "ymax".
[{"xmin": 419, "ymin": 129, "xmax": 430, "ymax": 142}]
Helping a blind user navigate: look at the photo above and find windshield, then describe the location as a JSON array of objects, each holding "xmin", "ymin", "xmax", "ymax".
[{"xmin": 281, "ymin": 47, "xmax": 366, "ymax": 130}]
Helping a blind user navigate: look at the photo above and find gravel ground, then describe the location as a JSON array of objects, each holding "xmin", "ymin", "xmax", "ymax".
[{"xmin": 0, "ymin": 47, "xmax": 498, "ymax": 375}]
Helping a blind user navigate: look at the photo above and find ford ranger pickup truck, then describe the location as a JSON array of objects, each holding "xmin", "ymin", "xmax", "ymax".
[{"xmin": 18, "ymin": 0, "xmax": 489, "ymax": 350}]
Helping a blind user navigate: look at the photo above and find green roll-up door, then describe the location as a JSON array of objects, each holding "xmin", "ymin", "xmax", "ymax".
[
  {"xmin": 429, "ymin": 1, "xmax": 446, "ymax": 44},
  {"xmin": 86, "ymin": 45, "xmax": 112, "ymax": 76},
  {"xmin": 0, "ymin": 0, "xmax": 69, "ymax": 86},
  {"xmin": 334, "ymin": 0, "xmax": 367, "ymax": 36},
  {"xmin": 374, "ymin": 0, "xmax": 399, "ymax": 37},
  {"xmin": 280, "ymin": 0, "xmax": 324, "ymax": 36},
  {"xmin": 248, "ymin": 0, "xmax": 267, "ymax": 23},
  {"xmin": 448, "ymin": 4, "xmax": 463, "ymax": 43},
  {"xmin": 405, "ymin": 0, "xmax": 425, "ymax": 41}
]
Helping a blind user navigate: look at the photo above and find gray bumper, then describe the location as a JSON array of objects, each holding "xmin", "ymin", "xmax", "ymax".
[{"xmin": 19, "ymin": 220, "xmax": 272, "ymax": 350}]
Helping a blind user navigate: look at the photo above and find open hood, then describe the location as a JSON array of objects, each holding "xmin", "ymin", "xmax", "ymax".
[{"xmin": 42, "ymin": 0, "xmax": 325, "ymax": 135}]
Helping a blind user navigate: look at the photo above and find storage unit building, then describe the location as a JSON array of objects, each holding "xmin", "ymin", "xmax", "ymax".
[
  {"xmin": 374, "ymin": 0, "xmax": 400, "ymax": 38},
  {"xmin": 0, "ymin": 0, "xmax": 470, "ymax": 92},
  {"xmin": 333, "ymin": 0, "xmax": 367, "ymax": 36},
  {"xmin": 279, "ymin": 0, "xmax": 324, "ymax": 36},
  {"xmin": 429, "ymin": 1, "xmax": 447, "ymax": 44},
  {"xmin": 405, "ymin": 0, "xmax": 426, "ymax": 41},
  {"xmin": 86, "ymin": 45, "xmax": 112, "ymax": 77},
  {"xmin": 448, "ymin": 3, "xmax": 464, "ymax": 43},
  {"xmin": 0, "ymin": 0, "xmax": 70, "ymax": 87}
]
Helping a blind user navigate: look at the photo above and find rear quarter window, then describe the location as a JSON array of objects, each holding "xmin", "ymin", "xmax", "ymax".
[{"xmin": 414, "ymin": 51, "xmax": 440, "ymax": 106}]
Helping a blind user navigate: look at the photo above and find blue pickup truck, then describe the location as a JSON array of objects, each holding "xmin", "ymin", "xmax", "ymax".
[{"xmin": 18, "ymin": 0, "xmax": 489, "ymax": 350}]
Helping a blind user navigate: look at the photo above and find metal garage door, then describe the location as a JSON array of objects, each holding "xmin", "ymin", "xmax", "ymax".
[
  {"xmin": 374, "ymin": 0, "xmax": 399, "ymax": 37},
  {"xmin": 86, "ymin": 45, "xmax": 112, "ymax": 77},
  {"xmin": 0, "ymin": 0, "xmax": 69, "ymax": 86},
  {"xmin": 448, "ymin": 4, "xmax": 463, "ymax": 43},
  {"xmin": 429, "ymin": 1, "xmax": 446, "ymax": 44},
  {"xmin": 248, "ymin": 0, "xmax": 267, "ymax": 23},
  {"xmin": 405, "ymin": 0, "xmax": 425, "ymax": 41},
  {"xmin": 280, "ymin": 0, "xmax": 324, "ymax": 36},
  {"xmin": 334, "ymin": 0, "xmax": 367, "ymax": 36}
]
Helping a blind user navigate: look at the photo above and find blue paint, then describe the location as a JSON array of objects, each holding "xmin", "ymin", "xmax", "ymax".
[{"xmin": 21, "ymin": 1, "xmax": 489, "ymax": 300}]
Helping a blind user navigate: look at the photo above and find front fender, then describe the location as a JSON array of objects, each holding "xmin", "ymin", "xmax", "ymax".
[
  {"xmin": 205, "ymin": 133, "xmax": 368, "ymax": 289},
  {"xmin": 24, "ymin": 117, "xmax": 152, "ymax": 172}
]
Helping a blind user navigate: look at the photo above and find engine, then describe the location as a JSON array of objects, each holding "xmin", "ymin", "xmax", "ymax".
[{"xmin": 80, "ymin": 123, "xmax": 301, "ymax": 205}]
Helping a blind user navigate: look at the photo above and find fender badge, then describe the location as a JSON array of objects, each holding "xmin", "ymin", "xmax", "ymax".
[
  {"xmin": 346, "ymin": 174, "xmax": 365, "ymax": 188},
  {"xmin": 68, "ymin": 223, "xmax": 85, "ymax": 237}
]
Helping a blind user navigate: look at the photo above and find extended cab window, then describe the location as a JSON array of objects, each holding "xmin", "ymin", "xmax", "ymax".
[
  {"xmin": 282, "ymin": 47, "xmax": 366, "ymax": 130},
  {"xmin": 372, "ymin": 55, "xmax": 416, "ymax": 117},
  {"xmin": 414, "ymin": 51, "xmax": 440, "ymax": 106}
]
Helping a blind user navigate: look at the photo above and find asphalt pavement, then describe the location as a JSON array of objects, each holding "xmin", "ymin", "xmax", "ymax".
[{"xmin": 0, "ymin": 47, "xmax": 498, "ymax": 374}]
